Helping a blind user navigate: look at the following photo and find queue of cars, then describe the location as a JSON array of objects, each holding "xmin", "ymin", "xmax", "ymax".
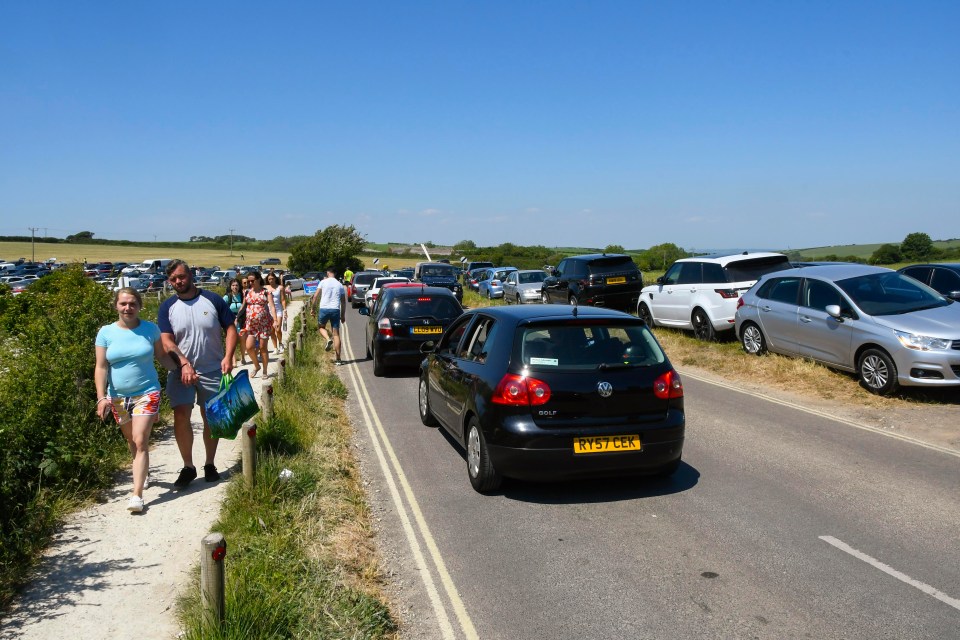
[{"xmin": 348, "ymin": 251, "xmax": 958, "ymax": 493}]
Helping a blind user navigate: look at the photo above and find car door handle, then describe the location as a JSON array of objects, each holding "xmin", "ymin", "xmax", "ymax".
[
  {"xmin": 800, "ymin": 315, "xmax": 812, "ymax": 323},
  {"xmin": 760, "ymin": 305, "xmax": 772, "ymax": 312}
]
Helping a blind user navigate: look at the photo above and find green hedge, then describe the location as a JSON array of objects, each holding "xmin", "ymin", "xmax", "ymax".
[{"xmin": 0, "ymin": 267, "xmax": 128, "ymax": 606}]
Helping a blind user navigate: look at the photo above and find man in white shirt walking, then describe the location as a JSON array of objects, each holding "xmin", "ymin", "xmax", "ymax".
[{"xmin": 309, "ymin": 266, "xmax": 347, "ymax": 365}]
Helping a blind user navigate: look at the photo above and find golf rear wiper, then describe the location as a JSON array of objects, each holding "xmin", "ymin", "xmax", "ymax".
[{"xmin": 596, "ymin": 362, "xmax": 637, "ymax": 370}]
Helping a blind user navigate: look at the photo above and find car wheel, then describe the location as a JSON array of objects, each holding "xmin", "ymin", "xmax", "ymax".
[
  {"xmin": 466, "ymin": 418, "xmax": 501, "ymax": 493},
  {"xmin": 740, "ymin": 322, "xmax": 767, "ymax": 355},
  {"xmin": 569, "ymin": 295, "xmax": 578, "ymax": 306},
  {"xmin": 638, "ymin": 302, "xmax": 654, "ymax": 327},
  {"xmin": 486, "ymin": 288, "xmax": 492, "ymax": 299},
  {"xmin": 372, "ymin": 342, "xmax": 385, "ymax": 377},
  {"xmin": 365, "ymin": 340, "xmax": 371, "ymax": 359},
  {"xmin": 516, "ymin": 294, "xmax": 522, "ymax": 305},
  {"xmin": 418, "ymin": 375, "xmax": 438, "ymax": 427},
  {"xmin": 541, "ymin": 291, "xmax": 549, "ymax": 304},
  {"xmin": 691, "ymin": 308, "xmax": 716, "ymax": 341},
  {"xmin": 858, "ymin": 348, "xmax": 898, "ymax": 395}
]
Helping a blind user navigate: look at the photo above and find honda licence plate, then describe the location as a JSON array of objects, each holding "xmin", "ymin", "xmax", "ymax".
[{"xmin": 412, "ymin": 326, "xmax": 442, "ymax": 335}]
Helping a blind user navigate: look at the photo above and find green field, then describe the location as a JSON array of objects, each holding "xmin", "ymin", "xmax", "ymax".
[
  {"xmin": 0, "ymin": 241, "xmax": 290, "ymax": 269},
  {"xmin": 792, "ymin": 239, "xmax": 960, "ymax": 259}
]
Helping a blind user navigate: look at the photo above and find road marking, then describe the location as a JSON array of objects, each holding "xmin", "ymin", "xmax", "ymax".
[
  {"xmin": 819, "ymin": 536, "xmax": 960, "ymax": 611},
  {"xmin": 340, "ymin": 324, "xmax": 480, "ymax": 640},
  {"xmin": 679, "ymin": 370, "xmax": 960, "ymax": 459}
]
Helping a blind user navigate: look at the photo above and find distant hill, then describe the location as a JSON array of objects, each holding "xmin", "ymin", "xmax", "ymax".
[{"xmin": 791, "ymin": 239, "xmax": 960, "ymax": 260}]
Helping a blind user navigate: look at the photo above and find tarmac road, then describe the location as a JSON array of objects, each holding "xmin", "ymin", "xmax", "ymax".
[{"xmin": 338, "ymin": 313, "xmax": 960, "ymax": 640}]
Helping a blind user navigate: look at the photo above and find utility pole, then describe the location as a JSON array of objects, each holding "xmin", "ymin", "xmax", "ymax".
[
  {"xmin": 229, "ymin": 229, "xmax": 235, "ymax": 256},
  {"xmin": 28, "ymin": 227, "xmax": 38, "ymax": 262}
]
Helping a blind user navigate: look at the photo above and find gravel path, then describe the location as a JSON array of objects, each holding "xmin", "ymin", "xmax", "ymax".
[{"xmin": 0, "ymin": 301, "xmax": 303, "ymax": 640}]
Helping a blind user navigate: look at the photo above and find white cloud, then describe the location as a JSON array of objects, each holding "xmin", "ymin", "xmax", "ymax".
[{"xmin": 419, "ymin": 208, "xmax": 442, "ymax": 217}]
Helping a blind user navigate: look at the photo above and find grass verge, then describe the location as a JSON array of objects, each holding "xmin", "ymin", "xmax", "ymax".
[{"xmin": 175, "ymin": 326, "xmax": 397, "ymax": 639}]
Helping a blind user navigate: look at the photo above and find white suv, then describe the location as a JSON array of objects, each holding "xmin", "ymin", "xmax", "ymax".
[{"xmin": 637, "ymin": 252, "xmax": 792, "ymax": 340}]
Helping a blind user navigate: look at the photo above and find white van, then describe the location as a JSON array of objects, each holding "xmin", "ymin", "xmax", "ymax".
[{"xmin": 137, "ymin": 258, "xmax": 174, "ymax": 274}]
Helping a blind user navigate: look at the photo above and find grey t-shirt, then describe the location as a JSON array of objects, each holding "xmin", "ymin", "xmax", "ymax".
[{"xmin": 158, "ymin": 288, "xmax": 234, "ymax": 375}]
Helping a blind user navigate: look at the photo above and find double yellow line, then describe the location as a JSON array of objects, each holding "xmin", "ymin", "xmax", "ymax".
[{"xmin": 339, "ymin": 322, "xmax": 479, "ymax": 640}]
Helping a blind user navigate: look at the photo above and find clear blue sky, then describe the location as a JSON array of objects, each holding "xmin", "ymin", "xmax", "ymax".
[{"xmin": 2, "ymin": 1, "xmax": 957, "ymax": 251}]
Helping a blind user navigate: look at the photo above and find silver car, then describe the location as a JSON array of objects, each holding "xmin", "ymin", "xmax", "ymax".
[
  {"xmin": 735, "ymin": 264, "xmax": 960, "ymax": 395},
  {"xmin": 502, "ymin": 269, "xmax": 548, "ymax": 304}
]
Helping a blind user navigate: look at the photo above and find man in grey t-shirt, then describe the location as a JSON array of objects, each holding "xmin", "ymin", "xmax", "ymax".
[
  {"xmin": 309, "ymin": 266, "xmax": 347, "ymax": 365},
  {"xmin": 159, "ymin": 260, "xmax": 238, "ymax": 488}
]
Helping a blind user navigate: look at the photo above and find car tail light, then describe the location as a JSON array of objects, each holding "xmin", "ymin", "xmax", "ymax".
[
  {"xmin": 736, "ymin": 297, "xmax": 745, "ymax": 309},
  {"xmin": 377, "ymin": 318, "xmax": 394, "ymax": 338},
  {"xmin": 492, "ymin": 374, "xmax": 551, "ymax": 406},
  {"xmin": 714, "ymin": 289, "xmax": 738, "ymax": 299},
  {"xmin": 653, "ymin": 370, "xmax": 683, "ymax": 399}
]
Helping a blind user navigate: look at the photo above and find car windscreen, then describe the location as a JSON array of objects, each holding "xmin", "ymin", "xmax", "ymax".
[
  {"xmin": 723, "ymin": 256, "xmax": 793, "ymax": 283},
  {"xmin": 373, "ymin": 278, "xmax": 407, "ymax": 288},
  {"xmin": 518, "ymin": 271, "xmax": 546, "ymax": 284},
  {"xmin": 420, "ymin": 265, "xmax": 456, "ymax": 278},
  {"xmin": 519, "ymin": 321, "xmax": 666, "ymax": 370},
  {"xmin": 836, "ymin": 272, "xmax": 950, "ymax": 316},
  {"xmin": 587, "ymin": 257, "xmax": 637, "ymax": 275},
  {"xmin": 386, "ymin": 296, "xmax": 462, "ymax": 320},
  {"xmin": 353, "ymin": 273, "xmax": 379, "ymax": 285}
]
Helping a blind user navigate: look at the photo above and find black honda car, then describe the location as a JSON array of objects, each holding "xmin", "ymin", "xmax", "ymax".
[
  {"xmin": 418, "ymin": 305, "xmax": 685, "ymax": 493},
  {"xmin": 359, "ymin": 286, "xmax": 464, "ymax": 376}
]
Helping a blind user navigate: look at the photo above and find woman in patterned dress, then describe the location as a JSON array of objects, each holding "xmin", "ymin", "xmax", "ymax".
[{"xmin": 238, "ymin": 271, "xmax": 278, "ymax": 378}]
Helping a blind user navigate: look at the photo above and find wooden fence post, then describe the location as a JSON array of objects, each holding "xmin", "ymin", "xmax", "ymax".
[
  {"xmin": 241, "ymin": 422, "xmax": 257, "ymax": 489},
  {"xmin": 287, "ymin": 341, "xmax": 296, "ymax": 368},
  {"xmin": 276, "ymin": 356, "xmax": 285, "ymax": 384},
  {"xmin": 201, "ymin": 533, "xmax": 227, "ymax": 628},
  {"xmin": 261, "ymin": 383, "xmax": 273, "ymax": 420}
]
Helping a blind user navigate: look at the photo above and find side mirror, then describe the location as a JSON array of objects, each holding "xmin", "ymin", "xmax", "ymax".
[
  {"xmin": 358, "ymin": 307, "xmax": 370, "ymax": 316},
  {"xmin": 420, "ymin": 341, "xmax": 436, "ymax": 353},
  {"xmin": 551, "ymin": 269, "xmax": 560, "ymax": 277},
  {"xmin": 825, "ymin": 304, "xmax": 843, "ymax": 320},
  {"xmin": 656, "ymin": 276, "xmax": 667, "ymax": 285},
  {"xmin": 949, "ymin": 291, "xmax": 960, "ymax": 301}
]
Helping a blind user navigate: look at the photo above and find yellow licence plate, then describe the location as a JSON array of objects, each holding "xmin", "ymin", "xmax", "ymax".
[
  {"xmin": 573, "ymin": 435, "xmax": 641, "ymax": 454},
  {"xmin": 412, "ymin": 326, "xmax": 443, "ymax": 335},
  {"xmin": 606, "ymin": 276, "xmax": 627, "ymax": 285}
]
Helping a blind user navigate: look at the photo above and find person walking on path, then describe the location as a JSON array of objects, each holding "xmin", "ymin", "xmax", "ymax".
[
  {"xmin": 310, "ymin": 265, "xmax": 347, "ymax": 365},
  {"xmin": 159, "ymin": 260, "xmax": 238, "ymax": 489},
  {"xmin": 265, "ymin": 271, "xmax": 287, "ymax": 354},
  {"xmin": 238, "ymin": 270, "xmax": 278, "ymax": 378},
  {"xmin": 95, "ymin": 287, "xmax": 174, "ymax": 512},
  {"xmin": 224, "ymin": 277, "xmax": 246, "ymax": 365}
]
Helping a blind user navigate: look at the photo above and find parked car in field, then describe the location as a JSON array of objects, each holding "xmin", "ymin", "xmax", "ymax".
[
  {"xmin": 502, "ymin": 269, "xmax": 548, "ymax": 304},
  {"xmin": 359, "ymin": 286, "xmax": 463, "ymax": 376},
  {"xmin": 464, "ymin": 268, "xmax": 488, "ymax": 292},
  {"xmin": 418, "ymin": 305, "xmax": 685, "ymax": 493},
  {"xmin": 638, "ymin": 252, "xmax": 792, "ymax": 340},
  {"xmin": 462, "ymin": 261, "xmax": 494, "ymax": 284},
  {"xmin": 210, "ymin": 269, "xmax": 238, "ymax": 285},
  {"xmin": 260, "ymin": 257, "xmax": 282, "ymax": 265},
  {"xmin": 365, "ymin": 276, "xmax": 412, "ymax": 309},
  {"xmin": 897, "ymin": 264, "xmax": 960, "ymax": 301},
  {"xmin": 477, "ymin": 267, "xmax": 518, "ymax": 299},
  {"xmin": 541, "ymin": 253, "xmax": 642, "ymax": 310},
  {"xmin": 735, "ymin": 264, "xmax": 960, "ymax": 395}
]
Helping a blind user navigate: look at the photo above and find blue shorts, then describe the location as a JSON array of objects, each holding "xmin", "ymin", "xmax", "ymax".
[
  {"xmin": 166, "ymin": 370, "xmax": 222, "ymax": 408},
  {"xmin": 317, "ymin": 308, "xmax": 341, "ymax": 330}
]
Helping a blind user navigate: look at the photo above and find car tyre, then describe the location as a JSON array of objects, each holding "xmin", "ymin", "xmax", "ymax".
[
  {"xmin": 541, "ymin": 291, "xmax": 549, "ymax": 304},
  {"xmin": 486, "ymin": 288, "xmax": 492, "ymax": 299},
  {"xmin": 372, "ymin": 342, "xmax": 385, "ymax": 377},
  {"xmin": 740, "ymin": 322, "xmax": 767, "ymax": 355},
  {"xmin": 418, "ymin": 375, "xmax": 438, "ymax": 427},
  {"xmin": 638, "ymin": 302, "xmax": 654, "ymax": 327},
  {"xmin": 466, "ymin": 418, "xmax": 501, "ymax": 493},
  {"xmin": 691, "ymin": 308, "xmax": 716, "ymax": 341},
  {"xmin": 569, "ymin": 294, "xmax": 579, "ymax": 306},
  {"xmin": 516, "ymin": 294, "xmax": 522, "ymax": 305},
  {"xmin": 858, "ymin": 348, "xmax": 898, "ymax": 396}
]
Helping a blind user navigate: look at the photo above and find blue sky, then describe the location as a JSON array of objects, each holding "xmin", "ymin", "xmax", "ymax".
[{"xmin": 2, "ymin": 1, "xmax": 957, "ymax": 251}]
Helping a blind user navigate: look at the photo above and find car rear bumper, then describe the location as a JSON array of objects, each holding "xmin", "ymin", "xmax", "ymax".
[{"xmin": 580, "ymin": 288, "xmax": 641, "ymax": 310}]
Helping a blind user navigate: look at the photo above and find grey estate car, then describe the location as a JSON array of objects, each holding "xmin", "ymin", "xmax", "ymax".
[{"xmin": 735, "ymin": 264, "xmax": 960, "ymax": 395}]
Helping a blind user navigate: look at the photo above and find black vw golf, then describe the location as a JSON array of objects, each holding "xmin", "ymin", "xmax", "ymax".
[
  {"xmin": 360, "ymin": 285, "xmax": 464, "ymax": 376},
  {"xmin": 418, "ymin": 305, "xmax": 685, "ymax": 493}
]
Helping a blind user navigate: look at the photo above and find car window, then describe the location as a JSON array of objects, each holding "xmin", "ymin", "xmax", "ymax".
[
  {"xmin": 724, "ymin": 256, "xmax": 792, "ymax": 282},
  {"xmin": 554, "ymin": 260, "xmax": 567, "ymax": 277},
  {"xmin": 661, "ymin": 263, "xmax": 682, "ymax": 285},
  {"xmin": 518, "ymin": 271, "xmax": 546, "ymax": 284},
  {"xmin": 837, "ymin": 272, "xmax": 948, "ymax": 316},
  {"xmin": 587, "ymin": 257, "xmax": 636, "ymax": 275},
  {"xmin": 702, "ymin": 263, "xmax": 725, "ymax": 283},
  {"xmin": 766, "ymin": 277, "xmax": 801, "ymax": 304},
  {"xmin": 520, "ymin": 322, "xmax": 665, "ymax": 370},
  {"xmin": 676, "ymin": 262, "xmax": 702, "ymax": 285},
  {"xmin": 930, "ymin": 268, "xmax": 960, "ymax": 294},
  {"xmin": 437, "ymin": 315, "xmax": 472, "ymax": 356},
  {"xmin": 900, "ymin": 266, "xmax": 931, "ymax": 284},
  {"xmin": 386, "ymin": 295, "xmax": 461, "ymax": 320},
  {"xmin": 505, "ymin": 273, "xmax": 518, "ymax": 285},
  {"xmin": 803, "ymin": 279, "xmax": 844, "ymax": 311},
  {"xmin": 460, "ymin": 316, "xmax": 499, "ymax": 362}
]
